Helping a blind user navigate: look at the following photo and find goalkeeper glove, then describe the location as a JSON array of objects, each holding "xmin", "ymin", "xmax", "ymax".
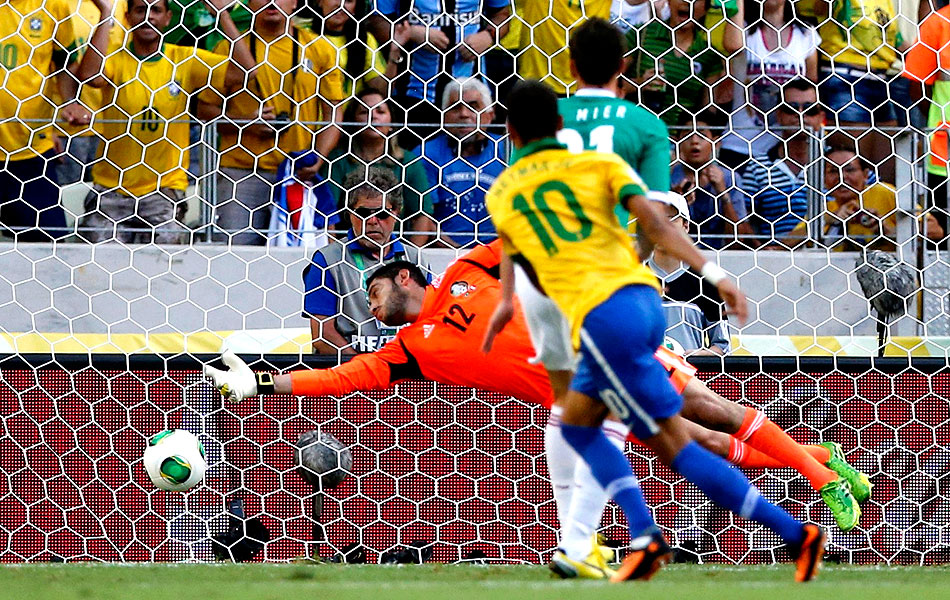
[{"xmin": 204, "ymin": 350, "xmax": 275, "ymax": 402}]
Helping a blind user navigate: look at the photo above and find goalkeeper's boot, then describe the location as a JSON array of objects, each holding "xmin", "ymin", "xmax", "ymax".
[
  {"xmin": 610, "ymin": 530, "xmax": 672, "ymax": 582},
  {"xmin": 549, "ymin": 547, "xmax": 617, "ymax": 580},
  {"xmin": 789, "ymin": 524, "xmax": 826, "ymax": 583},
  {"xmin": 819, "ymin": 441, "xmax": 872, "ymax": 503},
  {"xmin": 593, "ymin": 533, "xmax": 615, "ymax": 564},
  {"xmin": 819, "ymin": 477, "xmax": 861, "ymax": 532}
]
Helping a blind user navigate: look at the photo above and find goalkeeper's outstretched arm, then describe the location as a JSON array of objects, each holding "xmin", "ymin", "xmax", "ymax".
[{"xmin": 204, "ymin": 347, "xmax": 408, "ymax": 402}]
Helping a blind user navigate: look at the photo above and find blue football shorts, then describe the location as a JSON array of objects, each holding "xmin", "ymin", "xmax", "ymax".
[{"xmin": 570, "ymin": 284, "xmax": 684, "ymax": 440}]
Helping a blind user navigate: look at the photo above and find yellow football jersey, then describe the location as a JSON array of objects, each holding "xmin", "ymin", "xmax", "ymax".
[
  {"xmin": 91, "ymin": 44, "xmax": 228, "ymax": 196},
  {"xmin": 324, "ymin": 31, "xmax": 385, "ymax": 97},
  {"xmin": 819, "ymin": 0, "xmax": 901, "ymax": 71},
  {"xmin": 47, "ymin": 0, "xmax": 128, "ymax": 137},
  {"xmin": 517, "ymin": 0, "xmax": 610, "ymax": 95},
  {"xmin": 0, "ymin": 0, "xmax": 78, "ymax": 161},
  {"xmin": 203, "ymin": 29, "xmax": 344, "ymax": 173},
  {"xmin": 486, "ymin": 138, "xmax": 659, "ymax": 348}
]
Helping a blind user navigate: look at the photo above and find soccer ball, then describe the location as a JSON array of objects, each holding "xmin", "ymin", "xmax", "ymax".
[
  {"xmin": 142, "ymin": 429, "xmax": 207, "ymax": 492},
  {"xmin": 663, "ymin": 336, "xmax": 685, "ymax": 356}
]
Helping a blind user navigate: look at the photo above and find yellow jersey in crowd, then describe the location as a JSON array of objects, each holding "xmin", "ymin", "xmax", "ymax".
[
  {"xmin": 46, "ymin": 0, "xmax": 128, "ymax": 138},
  {"xmin": 92, "ymin": 44, "xmax": 228, "ymax": 196},
  {"xmin": 0, "ymin": 0, "xmax": 77, "ymax": 161},
  {"xmin": 323, "ymin": 30, "xmax": 385, "ymax": 97},
  {"xmin": 819, "ymin": 0, "xmax": 902, "ymax": 71},
  {"xmin": 517, "ymin": 0, "xmax": 610, "ymax": 95},
  {"xmin": 486, "ymin": 138, "xmax": 658, "ymax": 348},
  {"xmin": 204, "ymin": 29, "xmax": 343, "ymax": 173}
]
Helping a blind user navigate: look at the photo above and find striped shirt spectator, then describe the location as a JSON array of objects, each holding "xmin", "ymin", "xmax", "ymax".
[
  {"xmin": 740, "ymin": 151, "xmax": 809, "ymax": 244},
  {"xmin": 739, "ymin": 78, "xmax": 824, "ymax": 248}
]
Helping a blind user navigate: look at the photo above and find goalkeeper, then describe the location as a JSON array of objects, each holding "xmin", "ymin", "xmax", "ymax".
[{"xmin": 204, "ymin": 243, "xmax": 869, "ymax": 533}]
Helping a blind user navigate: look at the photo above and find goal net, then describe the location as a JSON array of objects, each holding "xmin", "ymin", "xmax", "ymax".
[
  {"xmin": 2, "ymin": 355, "xmax": 948, "ymax": 564},
  {"xmin": 1, "ymin": 0, "xmax": 949, "ymax": 567}
]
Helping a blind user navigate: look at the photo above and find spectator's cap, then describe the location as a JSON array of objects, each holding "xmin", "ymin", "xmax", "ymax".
[{"xmin": 650, "ymin": 191, "xmax": 690, "ymax": 222}]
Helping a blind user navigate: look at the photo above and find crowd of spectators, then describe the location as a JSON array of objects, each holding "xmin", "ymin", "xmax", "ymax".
[
  {"xmin": 4, "ymin": 0, "xmax": 950, "ymax": 352},
  {"xmin": 2, "ymin": 0, "xmax": 946, "ymax": 252}
]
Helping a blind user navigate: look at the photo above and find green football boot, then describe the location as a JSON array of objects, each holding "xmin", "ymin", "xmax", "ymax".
[
  {"xmin": 819, "ymin": 478, "xmax": 861, "ymax": 532},
  {"xmin": 819, "ymin": 441, "xmax": 873, "ymax": 503}
]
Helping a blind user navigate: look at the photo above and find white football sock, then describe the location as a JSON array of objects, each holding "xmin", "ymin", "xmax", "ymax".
[
  {"xmin": 544, "ymin": 405, "xmax": 577, "ymax": 531},
  {"xmin": 560, "ymin": 418, "xmax": 631, "ymax": 561}
]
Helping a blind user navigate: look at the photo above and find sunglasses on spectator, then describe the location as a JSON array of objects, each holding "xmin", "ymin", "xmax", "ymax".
[
  {"xmin": 779, "ymin": 102, "xmax": 822, "ymax": 116},
  {"xmin": 351, "ymin": 207, "xmax": 396, "ymax": 221}
]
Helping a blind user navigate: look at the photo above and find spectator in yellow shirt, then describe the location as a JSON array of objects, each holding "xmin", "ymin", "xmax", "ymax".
[
  {"xmin": 821, "ymin": 145, "xmax": 944, "ymax": 250},
  {"xmin": 76, "ymin": 0, "xmax": 256, "ymax": 244},
  {"xmin": 517, "ymin": 0, "xmax": 610, "ymax": 96},
  {"xmin": 813, "ymin": 0, "xmax": 904, "ymax": 183},
  {"xmin": 0, "ymin": 0, "xmax": 87, "ymax": 240},
  {"xmin": 317, "ymin": 0, "xmax": 387, "ymax": 97},
  {"xmin": 48, "ymin": 0, "xmax": 128, "ymax": 186},
  {"xmin": 198, "ymin": 0, "xmax": 344, "ymax": 246}
]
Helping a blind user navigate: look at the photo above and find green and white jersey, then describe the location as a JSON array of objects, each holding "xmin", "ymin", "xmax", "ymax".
[{"xmin": 557, "ymin": 88, "xmax": 671, "ymax": 194}]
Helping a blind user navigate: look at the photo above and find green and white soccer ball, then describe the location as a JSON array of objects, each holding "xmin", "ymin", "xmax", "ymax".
[
  {"xmin": 663, "ymin": 336, "xmax": 685, "ymax": 356},
  {"xmin": 143, "ymin": 429, "xmax": 207, "ymax": 492}
]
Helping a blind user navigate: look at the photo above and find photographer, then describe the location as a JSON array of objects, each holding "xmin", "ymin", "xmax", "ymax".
[
  {"xmin": 199, "ymin": 0, "xmax": 344, "ymax": 245},
  {"xmin": 302, "ymin": 167, "xmax": 430, "ymax": 355}
]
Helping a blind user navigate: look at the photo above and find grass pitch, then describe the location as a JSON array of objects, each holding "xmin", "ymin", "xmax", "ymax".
[{"xmin": 5, "ymin": 563, "xmax": 950, "ymax": 600}]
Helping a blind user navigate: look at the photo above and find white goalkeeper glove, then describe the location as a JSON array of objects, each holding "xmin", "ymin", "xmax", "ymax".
[{"xmin": 203, "ymin": 350, "xmax": 260, "ymax": 403}]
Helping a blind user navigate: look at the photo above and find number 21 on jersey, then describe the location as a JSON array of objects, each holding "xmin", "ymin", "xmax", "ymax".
[{"xmin": 557, "ymin": 125, "xmax": 615, "ymax": 154}]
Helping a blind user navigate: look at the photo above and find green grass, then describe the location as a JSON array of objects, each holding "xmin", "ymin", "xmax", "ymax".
[{"xmin": 4, "ymin": 563, "xmax": 950, "ymax": 600}]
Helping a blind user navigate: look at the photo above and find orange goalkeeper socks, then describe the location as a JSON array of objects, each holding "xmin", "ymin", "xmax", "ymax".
[
  {"xmin": 728, "ymin": 438, "xmax": 832, "ymax": 469},
  {"xmin": 733, "ymin": 408, "xmax": 837, "ymax": 490}
]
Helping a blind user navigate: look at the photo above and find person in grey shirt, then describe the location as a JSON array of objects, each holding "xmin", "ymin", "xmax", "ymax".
[
  {"xmin": 302, "ymin": 167, "xmax": 429, "ymax": 355},
  {"xmin": 647, "ymin": 192, "xmax": 731, "ymax": 355},
  {"xmin": 661, "ymin": 300, "xmax": 730, "ymax": 355}
]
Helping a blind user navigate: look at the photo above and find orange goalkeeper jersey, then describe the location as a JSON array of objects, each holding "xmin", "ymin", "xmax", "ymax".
[{"xmin": 291, "ymin": 241, "xmax": 554, "ymax": 407}]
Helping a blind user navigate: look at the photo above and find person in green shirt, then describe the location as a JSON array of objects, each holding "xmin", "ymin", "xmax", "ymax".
[
  {"xmin": 559, "ymin": 17, "xmax": 671, "ymax": 195},
  {"xmin": 323, "ymin": 89, "xmax": 435, "ymax": 247},
  {"xmin": 557, "ymin": 17, "xmax": 672, "ymax": 228},
  {"xmin": 622, "ymin": 0, "xmax": 727, "ymax": 128}
]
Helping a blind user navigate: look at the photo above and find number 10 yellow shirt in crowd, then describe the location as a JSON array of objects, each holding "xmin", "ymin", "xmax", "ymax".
[
  {"xmin": 92, "ymin": 44, "xmax": 228, "ymax": 197},
  {"xmin": 485, "ymin": 138, "xmax": 659, "ymax": 349}
]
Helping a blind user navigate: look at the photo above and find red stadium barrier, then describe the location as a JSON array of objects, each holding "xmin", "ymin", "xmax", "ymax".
[{"xmin": 2, "ymin": 356, "xmax": 948, "ymax": 564}]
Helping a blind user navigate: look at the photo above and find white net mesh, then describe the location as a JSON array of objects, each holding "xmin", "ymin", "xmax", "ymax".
[
  {"xmin": 2, "ymin": 358, "xmax": 949, "ymax": 563},
  {"xmin": 1, "ymin": 0, "xmax": 950, "ymax": 565}
]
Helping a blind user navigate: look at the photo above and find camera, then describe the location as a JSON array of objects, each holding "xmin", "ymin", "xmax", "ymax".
[{"xmin": 858, "ymin": 212, "xmax": 875, "ymax": 228}]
